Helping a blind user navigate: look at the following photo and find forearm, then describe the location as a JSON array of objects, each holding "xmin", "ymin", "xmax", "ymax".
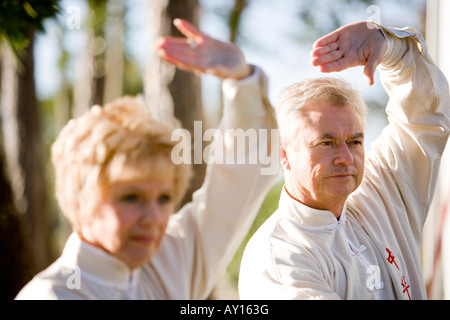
[
  {"xmin": 221, "ymin": 65, "xmax": 276, "ymax": 129},
  {"xmin": 370, "ymin": 26, "xmax": 450, "ymax": 226},
  {"xmin": 379, "ymin": 26, "xmax": 449, "ymax": 133}
]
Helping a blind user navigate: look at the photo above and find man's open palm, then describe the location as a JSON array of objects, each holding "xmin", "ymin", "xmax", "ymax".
[{"xmin": 311, "ymin": 21, "xmax": 387, "ymax": 85}]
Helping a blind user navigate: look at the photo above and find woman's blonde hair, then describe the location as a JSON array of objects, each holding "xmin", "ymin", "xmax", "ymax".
[
  {"xmin": 51, "ymin": 96, "xmax": 192, "ymax": 230},
  {"xmin": 274, "ymin": 77, "xmax": 368, "ymax": 147}
]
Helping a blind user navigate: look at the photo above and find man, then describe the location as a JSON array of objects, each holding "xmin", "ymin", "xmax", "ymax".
[{"xmin": 239, "ymin": 21, "xmax": 450, "ymax": 299}]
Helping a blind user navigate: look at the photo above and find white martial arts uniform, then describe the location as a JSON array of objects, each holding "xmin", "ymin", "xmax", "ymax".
[{"xmin": 239, "ymin": 26, "xmax": 450, "ymax": 300}]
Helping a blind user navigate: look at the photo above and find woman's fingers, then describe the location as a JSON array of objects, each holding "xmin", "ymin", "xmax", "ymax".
[{"xmin": 173, "ymin": 18, "xmax": 205, "ymax": 43}]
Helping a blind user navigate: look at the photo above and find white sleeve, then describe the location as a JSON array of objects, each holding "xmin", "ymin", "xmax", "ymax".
[{"xmin": 151, "ymin": 65, "xmax": 279, "ymax": 299}]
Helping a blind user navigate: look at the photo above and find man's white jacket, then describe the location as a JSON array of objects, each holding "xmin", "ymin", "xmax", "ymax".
[{"xmin": 239, "ymin": 26, "xmax": 450, "ymax": 300}]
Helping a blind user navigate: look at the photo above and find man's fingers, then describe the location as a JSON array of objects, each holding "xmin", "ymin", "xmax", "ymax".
[
  {"xmin": 363, "ymin": 55, "xmax": 379, "ymax": 86},
  {"xmin": 317, "ymin": 58, "xmax": 349, "ymax": 73},
  {"xmin": 312, "ymin": 30, "xmax": 340, "ymax": 49},
  {"xmin": 363, "ymin": 69, "xmax": 375, "ymax": 86},
  {"xmin": 311, "ymin": 49, "xmax": 343, "ymax": 67},
  {"xmin": 311, "ymin": 42, "xmax": 340, "ymax": 59}
]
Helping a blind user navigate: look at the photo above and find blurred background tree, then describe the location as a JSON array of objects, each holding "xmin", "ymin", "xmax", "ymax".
[{"xmin": 0, "ymin": 0, "xmax": 59, "ymax": 299}]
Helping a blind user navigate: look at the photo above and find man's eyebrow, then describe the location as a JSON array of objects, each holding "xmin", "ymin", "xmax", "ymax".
[
  {"xmin": 350, "ymin": 133, "xmax": 365, "ymax": 139},
  {"xmin": 318, "ymin": 133, "xmax": 365, "ymax": 140},
  {"xmin": 319, "ymin": 133, "xmax": 336, "ymax": 140},
  {"xmin": 320, "ymin": 133, "xmax": 337, "ymax": 140}
]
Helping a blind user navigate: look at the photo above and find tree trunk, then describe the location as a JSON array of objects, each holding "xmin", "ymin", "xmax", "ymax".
[
  {"xmin": 73, "ymin": 0, "xmax": 108, "ymax": 116},
  {"xmin": 0, "ymin": 25, "xmax": 53, "ymax": 274},
  {"xmin": 0, "ymin": 42, "xmax": 34, "ymax": 301},
  {"xmin": 145, "ymin": 0, "xmax": 206, "ymax": 207},
  {"xmin": 103, "ymin": 0, "xmax": 125, "ymax": 104},
  {"xmin": 0, "ymin": 149, "xmax": 34, "ymax": 299}
]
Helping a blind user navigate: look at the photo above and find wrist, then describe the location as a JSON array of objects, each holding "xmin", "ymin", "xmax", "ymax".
[{"xmin": 232, "ymin": 64, "xmax": 253, "ymax": 80}]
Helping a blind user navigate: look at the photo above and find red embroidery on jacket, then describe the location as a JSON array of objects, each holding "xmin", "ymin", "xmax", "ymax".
[
  {"xmin": 401, "ymin": 276, "xmax": 411, "ymax": 300},
  {"xmin": 386, "ymin": 248, "xmax": 399, "ymax": 270},
  {"xmin": 386, "ymin": 248, "xmax": 411, "ymax": 300}
]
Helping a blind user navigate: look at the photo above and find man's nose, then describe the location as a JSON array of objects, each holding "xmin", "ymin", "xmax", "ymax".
[{"xmin": 333, "ymin": 142, "xmax": 354, "ymax": 165}]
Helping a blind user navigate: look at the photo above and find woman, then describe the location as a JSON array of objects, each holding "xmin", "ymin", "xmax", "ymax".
[{"xmin": 15, "ymin": 19, "xmax": 278, "ymax": 299}]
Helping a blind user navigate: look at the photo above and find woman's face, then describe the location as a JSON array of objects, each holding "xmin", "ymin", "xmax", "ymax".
[{"xmin": 79, "ymin": 173, "xmax": 175, "ymax": 270}]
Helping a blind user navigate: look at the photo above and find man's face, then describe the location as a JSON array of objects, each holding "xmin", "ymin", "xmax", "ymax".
[{"xmin": 282, "ymin": 103, "xmax": 365, "ymax": 213}]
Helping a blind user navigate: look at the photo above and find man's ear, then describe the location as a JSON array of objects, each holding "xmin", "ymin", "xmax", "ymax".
[{"xmin": 280, "ymin": 146, "xmax": 290, "ymax": 171}]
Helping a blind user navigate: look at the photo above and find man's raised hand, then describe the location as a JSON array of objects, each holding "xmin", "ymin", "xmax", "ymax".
[{"xmin": 310, "ymin": 21, "xmax": 387, "ymax": 86}]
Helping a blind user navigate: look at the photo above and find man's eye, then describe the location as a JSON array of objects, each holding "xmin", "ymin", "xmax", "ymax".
[
  {"xmin": 320, "ymin": 141, "xmax": 333, "ymax": 146},
  {"xmin": 349, "ymin": 140, "xmax": 363, "ymax": 146},
  {"xmin": 158, "ymin": 194, "xmax": 172, "ymax": 205}
]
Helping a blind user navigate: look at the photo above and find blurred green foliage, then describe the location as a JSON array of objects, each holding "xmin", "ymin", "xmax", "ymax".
[
  {"xmin": 0, "ymin": 0, "xmax": 60, "ymax": 51},
  {"xmin": 227, "ymin": 178, "xmax": 284, "ymax": 286}
]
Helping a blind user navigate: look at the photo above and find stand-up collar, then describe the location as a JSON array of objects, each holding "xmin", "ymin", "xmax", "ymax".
[
  {"xmin": 61, "ymin": 233, "xmax": 140, "ymax": 291},
  {"xmin": 280, "ymin": 186, "xmax": 347, "ymax": 231}
]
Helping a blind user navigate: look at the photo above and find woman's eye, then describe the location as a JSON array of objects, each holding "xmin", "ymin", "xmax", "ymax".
[
  {"xmin": 158, "ymin": 194, "xmax": 172, "ymax": 205},
  {"xmin": 120, "ymin": 193, "xmax": 140, "ymax": 203}
]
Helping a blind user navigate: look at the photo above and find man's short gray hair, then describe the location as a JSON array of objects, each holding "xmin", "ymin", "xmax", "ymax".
[{"xmin": 274, "ymin": 77, "xmax": 368, "ymax": 147}]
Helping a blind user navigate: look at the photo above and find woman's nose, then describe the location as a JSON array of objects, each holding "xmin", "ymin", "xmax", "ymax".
[{"xmin": 142, "ymin": 201, "xmax": 164, "ymax": 223}]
